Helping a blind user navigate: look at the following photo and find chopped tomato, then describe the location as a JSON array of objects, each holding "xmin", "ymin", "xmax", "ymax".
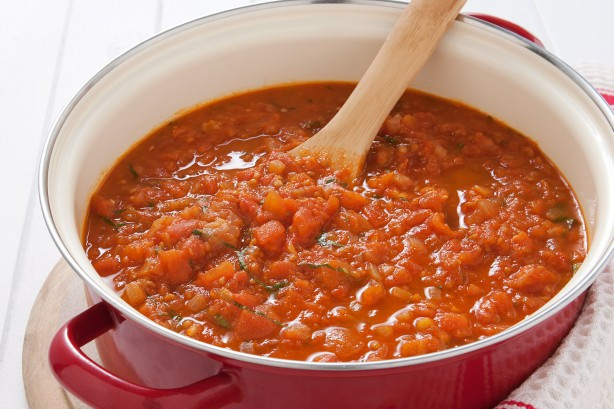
[
  {"xmin": 254, "ymin": 220, "xmax": 286, "ymax": 255},
  {"xmin": 159, "ymin": 249, "xmax": 193, "ymax": 286}
]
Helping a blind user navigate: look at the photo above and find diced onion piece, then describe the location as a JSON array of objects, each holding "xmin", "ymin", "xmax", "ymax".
[
  {"xmin": 358, "ymin": 280, "xmax": 386, "ymax": 306},
  {"xmin": 268, "ymin": 160, "xmax": 286, "ymax": 175},
  {"xmin": 186, "ymin": 294, "xmax": 207, "ymax": 312},
  {"xmin": 466, "ymin": 283, "xmax": 482, "ymax": 296},
  {"xmin": 414, "ymin": 317, "xmax": 435, "ymax": 331},
  {"xmin": 471, "ymin": 185, "xmax": 492, "ymax": 197},
  {"xmin": 424, "ymin": 286, "xmax": 441, "ymax": 301},
  {"xmin": 433, "ymin": 144, "xmax": 448, "ymax": 159},
  {"xmin": 366, "ymin": 263, "xmax": 381, "ymax": 281},
  {"xmin": 390, "ymin": 286, "xmax": 413, "ymax": 301},
  {"xmin": 395, "ymin": 309, "xmax": 413, "ymax": 322},
  {"xmin": 123, "ymin": 282, "xmax": 146, "ymax": 307},
  {"xmin": 196, "ymin": 261, "xmax": 235, "ymax": 287},
  {"xmin": 263, "ymin": 191, "xmax": 293, "ymax": 221},
  {"xmin": 281, "ymin": 322, "xmax": 311, "ymax": 341},
  {"xmin": 476, "ymin": 199, "xmax": 499, "ymax": 218},
  {"xmin": 372, "ymin": 324, "xmax": 394, "ymax": 338}
]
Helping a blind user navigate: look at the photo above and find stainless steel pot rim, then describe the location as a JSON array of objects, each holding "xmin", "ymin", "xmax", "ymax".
[{"xmin": 39, "ymin": 0, "xmax": 614, "ymax": 371}]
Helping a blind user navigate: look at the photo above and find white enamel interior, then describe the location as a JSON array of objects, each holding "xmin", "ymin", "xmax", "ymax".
[{"xmin": 43, "ymin": 2, "xmax": 614, "ymax": 369}]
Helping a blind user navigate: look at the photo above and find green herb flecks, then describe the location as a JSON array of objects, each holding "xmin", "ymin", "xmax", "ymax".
[
  {"xmin": 299, "ymin": 262, "xmax": 349, "ymax": 275},
  {"xmin": 236, "ymin": 247, "xmax": 248, "ymax": 271},
  {"xmin": 223, "ymin": 242, "xmax": 237, "ymax": 250},
  {"xmin": 253, "ymin": 279, "xmax": 289, "ymax": 292},
  {"xmin": 546, "ymin": 203, "xmax": 574, "ymax": 226},
  {"xmin": 231, "ymin": 300, "xmax": 284, "ymax": 327},
  {"xmin": 268, "ymin": 281, "xmax": 289, "ymax": 291},
  {"xmin": 572, "ymin": 263, "xmax": 582, "ymax": 274},
  {"xmin": 159, "ymin": 309, "xmax": 181, "ymax": 321},
  {"xmin": 456, "ymin": 142, "xmax": 465, "ymax": 149},
  {"xmin": 323, "ymin": 177, "xmax": 348, "ymax": 188},
  {"xmin": 236, "ymin": 247, "xmax": 288, "ymax": 292},
  {"xmin": 213, "ymin": 314, "xmax": 231, "ymax": 329},
  {"xmin": 382, "ymin": 135, "xmax": 398, "ymax": 145},
  {"xmin": 128, "ymin": 164, "xmax": 139, "ymax": 179},
  {"xmin": 555, "ymin": 217, "xmax": 577, "ymax": 230},
  {"xmin": 101, "ymin": 216, "xmax": 126, "ymax": 229},
  {"xmin": 192, "ymin": 229, "xmax": 206, "ymax": 238},
  {"xmin": 317, "ymin": 233, "xmax": 344, "ymax": 248},
  {"xmin": 113, "ymin": 208, "xmax": 127, "ymax": 215},
  {"xmin": 300, "ymin": 120, "xmax": 322, "ymax": 130}
]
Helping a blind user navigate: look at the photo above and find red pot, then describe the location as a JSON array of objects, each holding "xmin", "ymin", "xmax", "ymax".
[
  {"xmin": 40, "ymin": 2, "xmax": 614, "ymax": 408},
  {"xmin": 50, "ymin": 290, "xmax": 586, "ymax": 408}
]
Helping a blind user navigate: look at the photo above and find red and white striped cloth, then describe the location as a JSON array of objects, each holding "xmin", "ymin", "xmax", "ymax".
[
  {"xmin": 575, "ymin": 63, "xmax": 614, "ymax": 107},
  {"xmin": 496, "ymin": 63, "xmax": 614, "ymax": 409}
]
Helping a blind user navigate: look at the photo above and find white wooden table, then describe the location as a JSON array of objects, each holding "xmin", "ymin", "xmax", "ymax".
[{"xmin": 1, "ymin": 0, "xmax": 612, "ymax": 406}]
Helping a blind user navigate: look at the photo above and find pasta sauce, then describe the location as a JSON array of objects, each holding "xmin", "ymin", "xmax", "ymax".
[{"xmin": 84, "ymin": 83, "xmax": 586, "ymax": 362}]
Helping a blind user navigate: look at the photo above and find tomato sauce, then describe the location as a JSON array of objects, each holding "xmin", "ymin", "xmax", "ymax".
[{"xmin": 84, "ymin": 82, "xmax": 586, "ymax": 362}]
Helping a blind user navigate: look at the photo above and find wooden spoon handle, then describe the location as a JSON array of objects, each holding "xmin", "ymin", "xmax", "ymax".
[
  {"xmin": 339, "ymin": 0, "xmax": 467, "ymax": 136},
  {"xmin": 293, "ymin": 0, "xmax": 466, "ymax": 177}
]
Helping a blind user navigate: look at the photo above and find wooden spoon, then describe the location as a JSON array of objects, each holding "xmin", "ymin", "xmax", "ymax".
[{"xmin": 290, "ymin": 0, "xmax": 467, "ymax": 178}]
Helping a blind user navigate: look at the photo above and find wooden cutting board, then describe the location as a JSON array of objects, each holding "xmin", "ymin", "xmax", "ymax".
[{"xmin": 22, "ymin": 260, "xmax": 95, "ymax": 409}]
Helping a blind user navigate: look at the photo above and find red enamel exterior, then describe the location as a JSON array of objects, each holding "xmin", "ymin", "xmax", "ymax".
[
  {"xmin": 50, "ymin": 290, "xmax": 585, "ymax": 409},
  {"xmin": 48, "ymin": 302, "xmax": 240, "ymax": 408},
  {"xmin": 466, "ymin": 14, "xmax": 545, "ymax": 48},
  {"xmin": 47, "ymin": 13, "xmax": 583, "ymax": 409}
]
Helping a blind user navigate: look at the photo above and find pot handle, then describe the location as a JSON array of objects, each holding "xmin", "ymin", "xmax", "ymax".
[
  {"xmin": 466, "ymin": 13, "xmax": 545, "ymax": 47},
  {"xmin": 49, "ymin": 302, "xmax": 240, "ymax": 409}
]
